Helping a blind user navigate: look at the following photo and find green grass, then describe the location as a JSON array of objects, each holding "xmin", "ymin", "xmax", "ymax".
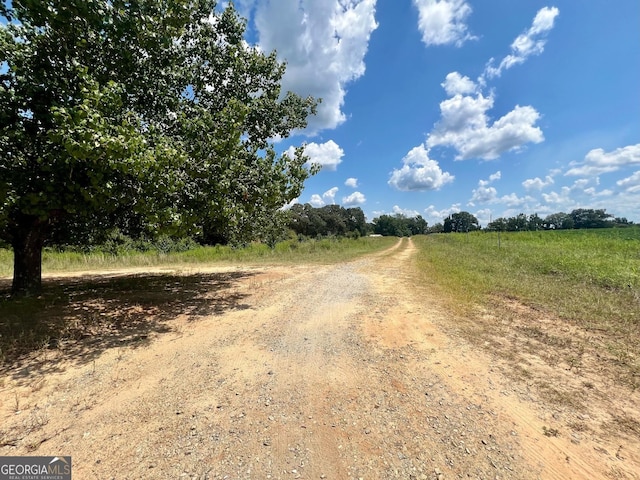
[
  {"xmin": 413, "ymin": 228, "xmax": 639, "ymax": 326},
  {"xmin": 412, "ymin": 228, "xmax": 640, "ymax": 388},
  {"xmin": 0, "ymin": 236, "xmax": 397, "ymax": 278}
]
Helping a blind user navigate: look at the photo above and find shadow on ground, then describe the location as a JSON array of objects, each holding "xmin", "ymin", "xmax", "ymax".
[{"xmin": 0, "ymin": 271, "xmax": 255, "ymax": 381}]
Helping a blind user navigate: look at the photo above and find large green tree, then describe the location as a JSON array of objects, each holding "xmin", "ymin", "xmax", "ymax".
[
  {"xmin": 0, "ymin": 0, "xmax": 317, "ymax": 295},
  {"xmin": 443, "ymin": 212, "xmax": 479, "ymax": 233}
]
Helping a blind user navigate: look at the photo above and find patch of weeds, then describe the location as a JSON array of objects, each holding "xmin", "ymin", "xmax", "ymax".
[
  {"xmin": 536, "ymin": 381, "xmax": 585, "ymax": 411},
  {"xmin": 567, "ymin": 421, "xmax": 589, "ymax": 433},
  {"xmin": 23, "ymin": 406, "xmax": 50, "ymax": 434},
  {"xmin": 31, "ymin": 377, "xmax": 46, "ymax": 392},
  {"xmin": 516, "ymin": 325, "xmax": 572, "ymax": 348},
  {"xmin": 512, "ymin": 363, "xmax": 533, "ymax": 380},
  {"xmin": 565, "ymin": 354, "xmax": 583, "ymax": 372},
  {"xmin": 542, "ymin": 426, "xmax": 560, "ymax": 437},
  {"xmin": 610, "ymin": 413, "xmax": 640, "ymax": 437}
]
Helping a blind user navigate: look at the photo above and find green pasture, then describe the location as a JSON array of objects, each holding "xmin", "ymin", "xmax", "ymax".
[
  {"xmin": 413, "ymin": 227, "xmax": 640, "ymax": 335},
  {"xmin": 413, "ymin": 227, "xmax": 640, "ymax": 389}
]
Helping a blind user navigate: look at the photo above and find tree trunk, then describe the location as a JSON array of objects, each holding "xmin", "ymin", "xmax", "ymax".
[{"xmin": 11, "ymin": 215, "xmax": 48, "ymax": 297}]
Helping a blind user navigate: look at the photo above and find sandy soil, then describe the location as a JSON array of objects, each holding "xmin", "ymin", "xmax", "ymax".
[{"xmin": 1, "ymin": 238, "xmax": 639, "ymax": 479}]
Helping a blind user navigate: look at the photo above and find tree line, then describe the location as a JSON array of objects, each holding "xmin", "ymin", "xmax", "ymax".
[
  {"xmin": 486, "ymin": 209, "xmax": 632, "ymax": 231},
  {"xmin": 285, "ymin": 206, "xmax": 634, "ymax": 239},
  {"xmin": 285, "ymin": 207, "xmax": 429, "ymax": 238}
]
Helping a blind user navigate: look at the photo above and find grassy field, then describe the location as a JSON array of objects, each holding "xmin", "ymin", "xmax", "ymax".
[{"xmin": 412, "ymin": 227, "xmax": 640, "ymax": 389}]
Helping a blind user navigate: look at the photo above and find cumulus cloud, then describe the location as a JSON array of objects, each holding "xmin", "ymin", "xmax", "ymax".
[
  {"xmin": 413, "ymin": 0, "xmax": 476, "ymax": 47},
  {"xmin": 253, "ymin": 0, "xmax": 378, "ymax": 134},
  {"xmin": 309, "ymin": 194, "xmax": 325, "ymax": 207},
  {"xmin": 393, "ymin": 205, "xmax": 421, "ymax": 217},
  {"xmin": 302, "ymin": 140, "xmax": 345, "ymax": 171},
  {"xmin": 470, "ymin": 173, "xmax": 499, "ymax": 204},
  {"xmin": 470, "ymin": 185, "xmax": 498, "ymax": 204},
  {"xmin": 522, "ymin": 175, "xmax": 554, "ymax": 190},
  {"xmin": 488, "ymin": 171, "xmax": 502, "ymax": 182},
  {"xmin": 500, "ymin": 192, "xmax": 535, "ymax": 207},
  {"xmin": 388, "ymin": 145, "xmax": 455, "ymax": 191},
  {"xmin": 565, "ymin": 144, "xmax": 640, "ymax": 176},
  {"xmin": 342, "ymin": 191, "xmax": 366, "ymax": 206},
  {"xmin": 308, "ymin": 186, "xmax": 339, "ymax": 207},
  {"xmin": 441, "ymin": 72, "xmax": 478, "ymax": 96},
  {"xmin": 483, "ymin": 6, "xmax": 560, "ymax": 80},
  {"xmin": 424, "ymin": 204, "xmax": 461, "ymax": 223},
  {"xmin": 426, "ymin": 91, "xmax": 544, "ymax": 160},
  {"xmin": 470, "ymin": 172, "xmax": 535, "ymax": 207},
  {"xmin": 345, "ymin": 177, "xmax": 359, "ymax": 188},
  {"xmin": 322, "ymin": 186, "xmax": 339, "ymax": 204}
]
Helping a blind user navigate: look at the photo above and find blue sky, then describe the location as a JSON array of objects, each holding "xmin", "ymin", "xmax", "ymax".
[{"xmin": 235, "ymin": 0, "xmax": 640, "ymax": 225}]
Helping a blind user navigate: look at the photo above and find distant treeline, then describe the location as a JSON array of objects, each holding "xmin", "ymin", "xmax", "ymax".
[
  {"xmin": 428, "ymin": 208, "xmax": 633, "ymax": 234},
  {"xmin": 285, "ymin": 204, "xmax": 430, "ymax": 238},
  {"xmin": 485, "ymin": 209, "xmax": 633, "ymax": 232},
  {"xmin": 286, "ymin": 205, "xmax": 635, "ymax": 239}
]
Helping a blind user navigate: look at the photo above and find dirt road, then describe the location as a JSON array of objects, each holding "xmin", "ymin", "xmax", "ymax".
[{"xmin": 1, "ymin": 238, "xmax": 638, "ymax": 479}]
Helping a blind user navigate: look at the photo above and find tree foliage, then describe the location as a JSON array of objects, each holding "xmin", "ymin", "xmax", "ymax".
[
  {"xmin": 371, "ymin": 214, "xmax": 428, "ymax": 237},
  {"xmin": 443, "ymin": 212, "xmax": 479, "ymax": 233},
  {"xmin": 0, "ymin": 0, "xmax": 318, "ymax": 295},
  {"xmin": 286, "ymin": 204, "xmax": 368, "ymax": 238},
  {"xmin": 485, "ymin": 209, "xmax": 628, "ymax": 232}
]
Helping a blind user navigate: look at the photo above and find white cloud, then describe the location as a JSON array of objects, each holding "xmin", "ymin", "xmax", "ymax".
[
  {"xmin": 470, "ymin": 185, "xmax": 498, "ymax": 204},
  {"xmin": 500, "ymin": 193, "xmax": 535, "ymax": 207},
  {"xmin": 617, "ymin": 171, "xmax": 640, "ymax": 191},
  {"xmin": 483, "ymin": 6, "xmax": 560, "ymax": 80},
  {"xmin": 471, "ymin": 171, "xmax": 535, "ymax": 207},
  {"xmin": 342, "ymin": 191, "xmax": 366, "ymax": 206},
  {"xmin": 572, "ymin": 178, "xmax": 592, "ymax": 189},
  {"xmin": 309, "ymin": 186, "xmax": 339, "ymax": 207},
  {"xmin": 542, "ymin": 187, "xmax": 572, "ymax": 206},
  {"xmin": 392, "ymin": 205, "xmax": 420, "ymax": 217},
  {"xmin": 470, "ymin": 172, "xmax": 501, "ymax": 204},
  {"xmin": 323, "ymin": 186, "xmax": 339, "ymax": 204},
  {"xmin": 309, "ymin": 194, "xmax": 325, "ymax": 207},
  {"xmin": 426, "ymin": 91, "xmax": 544, "ymax": 160},
  {"xmin": 441, "ymin": 72, "xmax": 477, "ymax": 96},
  {"xmin": 253, "ymin": 0, "xmax": 378, "ymax": 134},
  {"xmin": 345, "ymin": 177, "xmax": 359, "ymax": 188},
  {"xmin": 489, "ymin": 171, "xmax": 502, "ymax": 182},
  {"xmin": 388, "ymin": 145, "xmax": 455, "ymax": 191},
  {"xmin": 522, "ymin": 175, "xmax": 554, "ymax": 190},
  {"xmin": 424, "ymin": 203, "xmax": 461, "ymax": 223},
  {"xmin": 303, "ymin": 140, "xmax": 345, "ymax": 171},
  {"xmin": 474, "ymin": 208, "xmax": 493, "ymax": 226},
  {"xmin": 281, "ymin": 197, "xmax": 300, "ymax": 210},
  {"xmin": 565, "ymin": 144, "xmax": 640, "ymax": 176},
  {"xmin": 413, "ymin": 0, "xmax": 476, "ymax": 47}
]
